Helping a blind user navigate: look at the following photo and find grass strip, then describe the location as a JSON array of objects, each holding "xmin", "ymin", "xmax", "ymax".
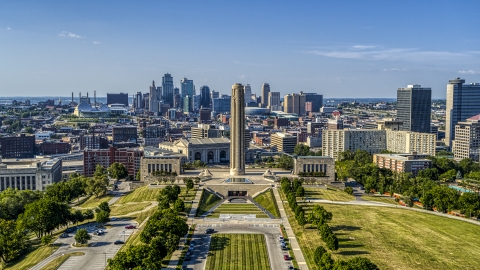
[
  {"xmin": 253, "ymin": 189, "xmax": 281, "ymax": 218},
  {"xmin": 196, "ymin": 189, "xmax": 222, "ymax": 217},
  {"xmin": 39, "ymin": 252, "xmax": 84, "ymax": 270}
]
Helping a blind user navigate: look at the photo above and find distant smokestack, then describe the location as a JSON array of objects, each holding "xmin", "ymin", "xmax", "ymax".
[
  {"xmin": 94, "ymin": 90, "xmax": 97, "ymax": 107},
  {"xmin": 87, "ymin": 92, "xmax": 89, "ymax": 99},
  {"xmin": 79, "ymin": 92, "xmax": 81, "ymax": 103},
  {"xmin": 72, "ymin": 92, "xmax": 74, "ymax": 103}
]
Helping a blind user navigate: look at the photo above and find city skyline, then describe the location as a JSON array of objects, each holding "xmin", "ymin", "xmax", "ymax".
[{"xmin": 1, "ymin": 1, "xmax": 480, "ymax": 98}]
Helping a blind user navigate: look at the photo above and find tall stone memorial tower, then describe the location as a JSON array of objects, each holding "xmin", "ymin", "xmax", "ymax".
[{"xmin": 230, "ymin": 83, "xmax": 245, "ymax": 176}]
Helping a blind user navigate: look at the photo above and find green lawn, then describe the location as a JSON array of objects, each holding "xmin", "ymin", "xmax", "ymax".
[
  {"xmin": 39, "ymin": 252, "xmax": 84, "ymax": 270},
  {"xmin": 361, "ymin": 195, "xmax": 398, "ymax": 205},
  {"xmin": 253, "ymin": 189, "xmax": 280, "ymax": 218},
  {"xmin": 205, "ymin": 234, "xmax": 270, "ymax": 270},
  {"xmin": 196, "ymin": 189, "xmax": 222, "ymax": 216},
  {"xmin": 116, "ymin": 186, "xmax": 197, "ymax": 204},
  {"xmin": 284, "ymin": 201, "xmax": 480, "ymax": 270},
  {"xmin": 304, "ymin": 188, "xmax": 355, "ymax": 201},
  {"xmin": 116, "ymin": 186, "xmax": 163, "ymax": 203},
  {"xmin": 77, "ymin": 194, "xmax": 115, "ymax": 208},
  {"xmin": 5, "ymin": 241, "xmax": 60, "ymax": 270},
  {"xmin": 207, "ymin": 204, "xmax": 269, "ymax": 218},
  {"xmin": 110, "ymin": 202, "xmax": 152, "ymax": 216}
]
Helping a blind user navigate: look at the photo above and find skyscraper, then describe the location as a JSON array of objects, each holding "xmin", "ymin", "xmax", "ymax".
[
  {"xmin": 162, "ymin": 73, "xmax": 174, "ymax": 107},
  {"xmin": 261, "ymin": 83, "xmax": 270, "ymax": 108},
  {"xmin": 200, "ymin": 85, "xmax": 211, "ymax": 108},
  {"xmin": 304, "ymin": 93, "xmax": 323, "ymax": 112},
  {"xmin": 446, "ymin": 78, "xmax": 480, "ymax": 147},
  {"xmin": 283, "ymin": 92, "xmax": 306, "ymax": 115},
  {"xmin": 396, "ymin": 84, "xmax": 431, "ymax": 133},
  {"xmin": 181, "ymin": 78, "xmax": 195, "ymax": 99},
  {"xmin": 244, "ymin": 84, "xmax": 252, "ymax": 104},
  {"xmin": 149, "ymin": 80, "xmax": 159, "ymax": 113},
  {"xmin": 268, "ymin": 92, "xmax": 280, "ymax": 109},
  {"xmin": 230, "ymin": 83, "xmax": 245, "ymax": 176}
]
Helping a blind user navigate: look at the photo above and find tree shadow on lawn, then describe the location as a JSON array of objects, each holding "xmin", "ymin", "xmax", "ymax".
[
  {"xmin": 338, "ymin": 243, "xmax": 365, "ymax": 249},
  {"xmin": 337, "ymin": 250, "xmax": 369, "ymax": 256},
  {"xmin": 209, "ymin": 236, "xmax": 230, "ymax": 251},
  {"xmin": 331, "ymin": 225, "xmax": 362, "ymax": 232}
]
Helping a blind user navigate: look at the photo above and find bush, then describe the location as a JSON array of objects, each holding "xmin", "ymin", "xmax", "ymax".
[{"xmin": 344, "ymin": 186, "xmax": 354, "ymax": 195}]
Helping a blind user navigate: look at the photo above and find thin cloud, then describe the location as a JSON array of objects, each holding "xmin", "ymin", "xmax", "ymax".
[
  {"xmin": 6, "ymin": 27, "xmax": 11, "ymax": 30},
  {"xmin": 239, "ymin": 75, "xmax": 246, "ymax": 79},
  {"xmin": 58, "ymin": 31, "xmax": 84, "ymax": 38},
  {"xmin": 383, "ymin": 68, "xmax": 407, "ymax": 72},
  {"xmin": 305, "ymin": 45, "xmax": 471, "ymax": 62},
  {"xmin": 352, "ymin": 45, "xmax": 377, "ymax": 50},
  {"xmin": 458, "ymin": 70, "xmax": 480, "ymax": 74},
  {"xmin": 93, "ymin": 41, "xmax": 101, "ymax": 45}
]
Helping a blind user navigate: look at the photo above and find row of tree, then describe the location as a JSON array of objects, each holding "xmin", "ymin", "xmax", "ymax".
[
  {"xmin": 108, "ymin": 185, "xmax": 188, "ymax": 269},
  {"xmin": 336, "ymin": 150, "xmax": 480, "ymax": 217},
  {"xmin": 314, "ymin": 246, "xmax": 379, "ymax": 270}
]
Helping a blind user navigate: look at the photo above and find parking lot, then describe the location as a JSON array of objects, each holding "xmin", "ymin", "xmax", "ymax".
[{"xmin": 181, "ymin": 223, "xmax": 294, "ymax": 270}]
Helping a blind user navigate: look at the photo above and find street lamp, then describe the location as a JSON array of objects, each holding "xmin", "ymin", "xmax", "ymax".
[{"xmin": 103, "ymin": 252, "xmax": 107, "ymax": 268}]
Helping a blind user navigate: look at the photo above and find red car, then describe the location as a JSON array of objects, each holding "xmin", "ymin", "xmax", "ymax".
[
  {"xmin": 125, "ymin": 225, "xmax": 136, "ymax": 229},
  {"xmin": 284, "ymin": 254, "xmax": 290, "ymax": 260}
]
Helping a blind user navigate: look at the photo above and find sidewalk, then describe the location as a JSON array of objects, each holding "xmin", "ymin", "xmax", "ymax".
[
  {"xmin": 163, "ymin": 187, "xmax": 203, "ymax": 270},
  {"xmin": 272, "ymin": 187, "xmax": 309, "ymax": 270}
]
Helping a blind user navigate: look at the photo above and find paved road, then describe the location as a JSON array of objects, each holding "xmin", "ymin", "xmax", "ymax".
[
  {"xmin": 182, "ymin": 223, "xmax": 293, "ymax": 270},
  {"xmin": 272, "ymin": 188, "xmax": 309, "ymax": 270},
  {"xmin": 31, "ymin": 219, "xmax": 138, "ymax": 270}
]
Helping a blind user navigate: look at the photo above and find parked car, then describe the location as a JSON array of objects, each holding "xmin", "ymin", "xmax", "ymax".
[
  {"xmin": 65, "ymin": 226, "xmax": 77, "ymax": 233},
  {"xmin": 190, "ymin": 240, "xmax": 196, "ymax": 245},
  {"xmin": 111, "ymin": 217, "xmax": 117, "ymax": 221},
  {"xmin": 287, "ymin": 266, "xmax": 294, "ymax": 270},
  {"xmin": 279, "ymin": 236, "xmax": 284, "ymax": 241},
  {"xmin": 114, "ymin": 240, "xmax": 124, "ymax": 245},
  {"xmin": 184, "ymin": 255, "xmax": 191, "ymax": 261},
  {"xmin": 284, "ymin": 254, "xmax": 290, "ymax": 260},
  {"xmin": 125, "ymin": 225, "xmax": 136, "ymax": 229},
  {"xmin": 205, "ymin": 228, "xmax": 214, "ymax": 234},
  {"xmin": 60, "ymin": 233, "xmax": 69, "ymax": 238}
]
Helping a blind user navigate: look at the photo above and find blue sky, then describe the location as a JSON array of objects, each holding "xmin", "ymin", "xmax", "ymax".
[{"xmin": 1, "ymin": 1, "xmax": 479, "ymax": 98}]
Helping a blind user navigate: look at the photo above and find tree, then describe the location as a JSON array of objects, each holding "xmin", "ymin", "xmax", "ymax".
[
  {"xmin": 19, "ymin": 198, "xmax": 71, "ymax": 238},
  {"xmin": 41, "ymin": 235, "xmax": 53, "ymax": 246},
  {"xmin": 82, "ymin": 209, "xmax": 94, "ymax": 222},
  {"xmin": 294, "ymin": 144, "xmax": 310, "ymax": 156},
  {"xmin": 136, "ymin": 171, "xmax": 141, "ymax": 181},
  {"xmin": 344, "ymin": 186, "xmax": 354, "ymax": 195},
  {"xmin": 296, "ymin": 186, "xmax": 305, "ymax": 198},
  {"xmin": 325, "ymin": 233, "xmax": 338, "ymax": 251},
  {"xmin": 97, "ymin": 201, "xmax": 111, "ymax": 214},
  {"xmin": 74, "ymin": 228, "xmax": 91, "ymax": 244},
  {"xmin": 70, "ymin": 209, "xmax": 85, "ymax": 226},
  {"xmin": 174, "ymin": 199, "xmax": 185, "ymax": 212},
  {"xmin": 0, "ymin": 219, "xmax": 28, "ymax": 263},
  {"xmin": 96, "ymin": 210, "xmax": 110, "ymax": 225},
  {"xmin": 185, "ymin": 178, "xmax": 194, "ymax": 194},
  {"xmin": 314, "ymin": 246, "xmax": 327, "ymax": 267},
  {"xmin": 458, "ymin": 192, "xmax": 480, "ymax": 218},
  {"xmin": 354, "ymin": 150, "xmax": 372, "ymax": 166},
  {"xmin": 0, "ymin": 188, "xmax": 41, "ymax": 220},
  {"xmin": 440, "ymin": 169, "xmax": 457, "ymax": 182},
  {"xmin": 108, "ymin": 162, "xmax": 128, "ymax": 180},
  {"xmin": 277, "ymin": 154, "xmax": 294, "ymax": 170}
]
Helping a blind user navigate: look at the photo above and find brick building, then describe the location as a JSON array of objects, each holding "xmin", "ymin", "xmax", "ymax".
[
  {"xmin": 1, "ymin": 134, "xmax": 35, "ymax": 159},
  {"xmin": 83, "ymin": 147, "xmax": 143, "ymax": 178}
]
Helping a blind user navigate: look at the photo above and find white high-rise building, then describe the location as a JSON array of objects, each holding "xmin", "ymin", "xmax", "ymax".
[{"xmin": 244, "ymin": 84, "xmax": 252, "ymax": 104}]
